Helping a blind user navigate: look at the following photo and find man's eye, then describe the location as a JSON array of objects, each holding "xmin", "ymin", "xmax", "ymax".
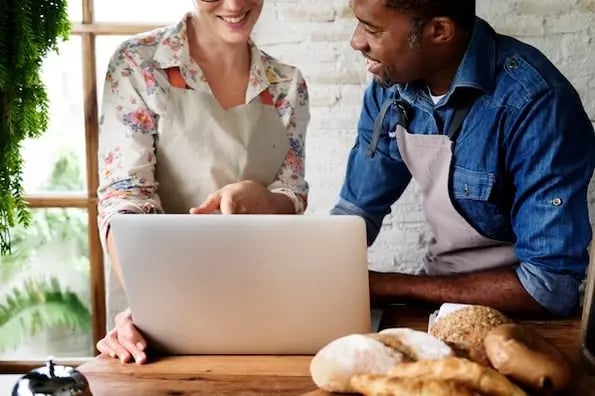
[{"xmin": 364, "ymin": 27, "xmax": 380, "ymax": 35}]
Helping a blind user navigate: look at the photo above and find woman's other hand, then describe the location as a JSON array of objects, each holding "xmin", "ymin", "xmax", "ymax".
[
  {"xmin": 96, "ymin": 308, "xmax": 147, "ymax": 364},
  {"xmin": 190, "ymin": 180, "xmax": 293, "ymax": 214}
]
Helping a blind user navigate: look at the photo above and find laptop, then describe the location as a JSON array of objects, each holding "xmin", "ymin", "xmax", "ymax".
[{"xmin": 109, "ymin": 214, "xmax": 372, "ymax": 355}]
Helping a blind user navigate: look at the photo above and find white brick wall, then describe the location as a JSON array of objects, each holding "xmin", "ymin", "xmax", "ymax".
[{"xmin": 253, "ymin": 0, "xmax": 595, "ymax": 272}]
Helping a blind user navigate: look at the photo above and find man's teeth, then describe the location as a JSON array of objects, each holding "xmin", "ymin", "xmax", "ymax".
[{"xmin": 221, "ymin": 14, "xmax": 247, "ymax": 23}]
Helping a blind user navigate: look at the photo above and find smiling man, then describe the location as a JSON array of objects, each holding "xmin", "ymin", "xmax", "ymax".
[{"xmin": 332, "ymin": 0, "xmax": 595, "ymax": 316}]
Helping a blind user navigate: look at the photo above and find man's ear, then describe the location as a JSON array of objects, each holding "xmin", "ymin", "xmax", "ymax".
[{"xmin": 425, "ymin": 17, "xmax": 456, "ymax": 45}]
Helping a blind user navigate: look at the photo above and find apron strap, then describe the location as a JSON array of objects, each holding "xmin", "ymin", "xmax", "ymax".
[
  {"xmin": 165, "ymin": 67, "xmax": 275, "ymax": 106},
  {"xmin": 259, "ymin": 89, "xmax": 274, "ymax": 106},
  {"xmin": 447, "ymin": 94, "xmax": 477, "ymax": 141},
  {"xmin": 367, "ymin": 98, "xmax": 395, "ymax": 158},
  {"xmin": 166, "ymin": 67, "xmax": 189, "ymax": 89}
]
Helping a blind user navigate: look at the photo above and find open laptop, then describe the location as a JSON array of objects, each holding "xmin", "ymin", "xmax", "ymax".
[{"xmin": 109, "ymin": 214, "xmax": 371, "ymax": 355}]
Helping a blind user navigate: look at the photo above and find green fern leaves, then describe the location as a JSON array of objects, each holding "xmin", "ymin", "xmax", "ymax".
[
  {"xmin": 0, "ymin": 277, "xmax": 91, "ymax": 352},
  {"xmin": 0, "ymin": 0, "xmax": 70, "ymax": 255}
]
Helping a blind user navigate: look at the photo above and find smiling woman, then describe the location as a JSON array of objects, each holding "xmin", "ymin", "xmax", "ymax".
[{"xmin": 95, "ymin": 0, "xmax": 311, "ymax": 364}]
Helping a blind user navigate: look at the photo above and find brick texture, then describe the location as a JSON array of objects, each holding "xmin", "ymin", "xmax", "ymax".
[{"xmin": 252, "ymin": 0, "xmax": 595, "ymax": 272}]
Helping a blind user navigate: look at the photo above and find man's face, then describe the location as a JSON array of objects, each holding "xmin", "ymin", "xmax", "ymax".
[{"xmin": 350, "ymin": 0, "xmax": 428, "ymax": 86}]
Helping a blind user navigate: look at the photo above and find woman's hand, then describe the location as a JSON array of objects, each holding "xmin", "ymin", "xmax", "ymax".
[
  {"xmin": 190, "ymin": 180, "xmax": 293, "ymax": 214},
  {"xmin": 96, "ymin": 308, "xmax": 147, "ymax": 364}
]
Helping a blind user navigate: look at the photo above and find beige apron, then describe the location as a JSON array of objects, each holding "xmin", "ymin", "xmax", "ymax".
[
  {"xmin": 155, "ymin": 68, "xmax": 290, "ymax": 213},
  {"xmin": 388, "ymin": 98, "xmax": 518, "ymax": 275},
  {"xmin": 105, "ymin": 69, "xmax": 289, "ymax": 325}
]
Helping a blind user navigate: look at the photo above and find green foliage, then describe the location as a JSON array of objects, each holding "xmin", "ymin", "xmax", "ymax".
[
  {"xmin": 0, "ymin": 277, "xmax": 90, "ymax": 352},
  {"xmin": 0, "ymin": 0, "xmax": 70, "ymax": 255},
  {"xmin": 0, "ymin": 151, "xmax": 90, "ymax": 353}
]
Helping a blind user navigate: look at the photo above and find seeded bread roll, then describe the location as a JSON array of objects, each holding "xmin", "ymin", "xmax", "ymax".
[
  {"xmin": 310, "ymin": 329, "xmax": 454, "ymax": 393},
  {"xmin": 429, "ymin": 305, "xmax": 511, "ymax": 365}
]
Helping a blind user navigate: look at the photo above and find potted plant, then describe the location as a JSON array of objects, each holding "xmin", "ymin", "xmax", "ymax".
[
  {"xmin": 0, "ymin": 1, "xmax": 91, "ymax": 355},
  {"xmin": 0, "ymin": 0, "xmax": 70, "ymax": 254}
]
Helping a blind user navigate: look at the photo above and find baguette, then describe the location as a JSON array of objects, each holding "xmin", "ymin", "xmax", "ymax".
[
  {"xmin": 388, "ymin": 357, "xmax": 526, "ymax": 396},
  {"xmin": 350, "ymin": 374, "xmax": 476, "ymax": 396}
]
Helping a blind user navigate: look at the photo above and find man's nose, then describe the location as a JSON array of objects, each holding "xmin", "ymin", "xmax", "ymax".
[{"xmin": 350, "ymin": 24, "xmax": 367, "ymax": 52}]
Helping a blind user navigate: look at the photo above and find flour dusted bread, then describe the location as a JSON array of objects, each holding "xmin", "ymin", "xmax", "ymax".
[
  {"xmin": 372, "ymin": 328, "xmax": 455, "ymax": 360},
  {"xmin": 429, "ymin": 305, "xmax": 511, "ymax": 364},
  {"xmin": 310, "ymin": 329, "xmax": 453, "ymax": 392},
  {"xmin": 309, "ymin": 334, "xmax": 404, "ymax": 392},
  {"xmin": 350, "ymin": 374, "xmax": 476, "ymax": 396},
  {"xmin": 388, "ymin": 356, "xmax": 526, "ymax": 396}
]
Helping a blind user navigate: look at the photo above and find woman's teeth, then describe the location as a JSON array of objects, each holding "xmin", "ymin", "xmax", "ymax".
[{"xmin": 221, "ymin": 13, "xmax": 248, "ymax": 24}]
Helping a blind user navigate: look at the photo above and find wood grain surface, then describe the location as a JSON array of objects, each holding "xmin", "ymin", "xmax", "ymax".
[{"xmin": 78, "ymin": 306, "xmax": 595, "ymax": 395}]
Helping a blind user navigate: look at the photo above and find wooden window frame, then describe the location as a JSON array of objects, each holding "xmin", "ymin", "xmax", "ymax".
[{"xmin": 0, "ymin": 0, "xmax": 163, "ymax": 374}]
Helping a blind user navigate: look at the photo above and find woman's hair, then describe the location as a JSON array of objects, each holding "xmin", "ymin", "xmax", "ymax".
[{"xmin": 386, "ymin": 0, "xmax": 476, "ymax": 46}]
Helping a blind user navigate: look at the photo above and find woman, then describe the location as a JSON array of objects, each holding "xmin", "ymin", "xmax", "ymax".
[{"xmin": 96, "ymin": 0, "xmax": 310, "ymax": 364}]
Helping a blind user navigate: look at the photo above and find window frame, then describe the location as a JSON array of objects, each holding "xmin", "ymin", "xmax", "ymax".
[{"xmin": 0, "ymin": 0, "xmax": 164, "ymax": 373}]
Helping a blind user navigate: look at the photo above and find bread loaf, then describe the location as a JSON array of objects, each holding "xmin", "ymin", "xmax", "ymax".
[
  {"xmin": 388, "ymin": 356, "xmax": 527, "ymax": 396},
  {"xmin": 310, "ymin": 329, "xmax": 453, "ymax": 393},
  {"xmin": 350, "ymin": 374, "xmax": 476, "ymax": 396},
  {"xmin": 429, "ymin": 305, "xmax": 510, "ymax": 365},
  {"xmin": 484, "ymin": 323, "xmax": 571, "ymax": 391}
]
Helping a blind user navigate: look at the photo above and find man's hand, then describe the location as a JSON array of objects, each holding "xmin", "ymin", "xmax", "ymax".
[
  {"xmin": 189, "ymin": 180, "xmax": 294, "ymax": 214},
  {"xmin": 96, "ymin": 308, "xmax": 147, "ymax": 364}
]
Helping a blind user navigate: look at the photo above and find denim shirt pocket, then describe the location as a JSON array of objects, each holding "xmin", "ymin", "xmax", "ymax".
[{"xmin": 452, "ymin": 166, "xmax": 510, "ymax": 240}]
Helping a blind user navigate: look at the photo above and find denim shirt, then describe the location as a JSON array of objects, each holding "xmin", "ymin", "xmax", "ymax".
[{"xmin": 332, "ymin": 18, "xmax": 595, "ymax": 316}]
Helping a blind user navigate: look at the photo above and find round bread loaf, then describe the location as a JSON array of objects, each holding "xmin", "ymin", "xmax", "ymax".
[
  {"xmin": 484, "ymin": 323, "xmax": 572, "ymax": 391},
  {"xmin": 309, "ymin": 334, "xmax": 404, "ymax": 392},
  {"xmin": 429, "ymin": 305, "xmax": 511, "ymax": 365}
]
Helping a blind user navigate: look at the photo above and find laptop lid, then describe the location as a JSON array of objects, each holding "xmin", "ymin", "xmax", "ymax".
[{"xmin": 109, "ymin": 214, "xmax": 371, "ymax": 355}]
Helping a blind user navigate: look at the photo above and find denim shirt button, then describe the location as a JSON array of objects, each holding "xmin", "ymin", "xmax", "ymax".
[
  {"xmin": 507, "ymin": 59, "xmax": 519, "ymax": 69},
  {"xmin": 552, "ymin": 198, "xmax": 563, "ymax": 206}
]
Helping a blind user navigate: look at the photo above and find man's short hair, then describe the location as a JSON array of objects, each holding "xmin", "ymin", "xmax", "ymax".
[{"xmin": 385, "ymin": 0, "xmax": 476, "ymax": 30}]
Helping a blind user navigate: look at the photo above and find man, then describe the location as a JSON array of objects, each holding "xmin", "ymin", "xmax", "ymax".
[{"xmin": 332, "ymin": 0, "xmax": 595, "ymax": 316}]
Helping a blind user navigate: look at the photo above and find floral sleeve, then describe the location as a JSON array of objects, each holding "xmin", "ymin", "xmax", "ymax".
[
  {"xmin": 97, "ymin": 46, "xmax": 163, "ymax": 246},
  {"xmin": 268, "ymin": 69, "xmax": 310, "ymax": 214}
]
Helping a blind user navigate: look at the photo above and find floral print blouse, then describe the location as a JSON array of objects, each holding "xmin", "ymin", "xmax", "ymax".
[{"xmin": 97, "ymin": 14, "xmax": 310, "ymax": 241}]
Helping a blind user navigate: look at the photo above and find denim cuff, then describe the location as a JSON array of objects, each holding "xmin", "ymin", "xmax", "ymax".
[{"xmin": 516, "ymin": 262, "xmax": 580, "ymax": 316}]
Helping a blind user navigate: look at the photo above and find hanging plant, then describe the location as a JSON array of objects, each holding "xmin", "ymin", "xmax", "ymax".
[{"xmin": 0, "ymin": 0, "xmax": 70, "ymax": 255}]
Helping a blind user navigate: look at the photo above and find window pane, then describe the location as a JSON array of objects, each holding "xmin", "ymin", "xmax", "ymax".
[
  {"xmin": 0, "ymin": 208, "xmax": 92, "ymax": 359},
  {"xmin": 22, "ymin": 37, "xmax": 87, "ymax": 194},
  {"xmin": 68, "ymin": 0, "xmax": 82, "ymax": 22},
  {"xmin": 95, "ymin": 0, "xmax": 192, "ymax": 23}
]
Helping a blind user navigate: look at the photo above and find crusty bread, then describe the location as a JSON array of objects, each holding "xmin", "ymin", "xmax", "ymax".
[
  {"xmin": 309, "ymin": 334, "xmax": 404, "ymax": 392},
  {"xmin": 374, "ymin": 328, "xmax": 455, "ymax": 361},
  {"xmin": 484, "ymin": 323, "xmax": 572, "ymax": 391},
  {"xmin": 429, "ymin": 305, "xmax": 511, "ymax": 364},
  {"xmin": 388, "ymin": 356, "xmax": 526, "ymax": 396},
  {"xmin": 310, "ymin": 329, "xmax": 453, "ymax": 393},
  {"xmin": 350, "ymin": 374, "xmax": 476, "ymax": 396}
]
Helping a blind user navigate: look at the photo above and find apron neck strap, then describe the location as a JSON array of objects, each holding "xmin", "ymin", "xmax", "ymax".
[
  {"xmin": 447, "ymin": 91, "xmax": 479, "ymax": 141},
  {"xmin": 166, "ymin": 67, "xmax": 274, "ymax": 106}
]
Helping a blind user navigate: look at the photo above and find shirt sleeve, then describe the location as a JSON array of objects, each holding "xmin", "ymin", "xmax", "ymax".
[
  {"xmin": 97, "ymin": 45, "xmax": 163, "ymax": 247},
  {"xmin": 506, "ymin": 86, "xmax": 595, "ymax": 316},
  {"xmin": 267, "ymin": 69, "xmax": 310, "ymax": 214},
  {"xmin": 331, "ymin": 81, "xmax": 412, "ymax": 246}
]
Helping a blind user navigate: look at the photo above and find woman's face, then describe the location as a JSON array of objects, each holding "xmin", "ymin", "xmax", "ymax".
[{"xmin": 194, "ymin": 0, "xmax": 263, "ymax": 44}]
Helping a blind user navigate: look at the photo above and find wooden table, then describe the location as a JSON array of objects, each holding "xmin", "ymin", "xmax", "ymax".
[{"xmin": 78, "ymin": 306, "xmax": 595, "ymax": 395}]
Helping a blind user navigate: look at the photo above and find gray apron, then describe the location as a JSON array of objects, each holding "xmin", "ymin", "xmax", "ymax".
[{"xmin": 375, "ymin": 97, "xmax": 517, "ymax": 275}]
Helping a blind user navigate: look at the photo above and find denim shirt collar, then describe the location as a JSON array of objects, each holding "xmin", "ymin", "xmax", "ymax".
[{"xmin": 397, "ymin": 18, "xmax": 496, "ymax": 104}]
